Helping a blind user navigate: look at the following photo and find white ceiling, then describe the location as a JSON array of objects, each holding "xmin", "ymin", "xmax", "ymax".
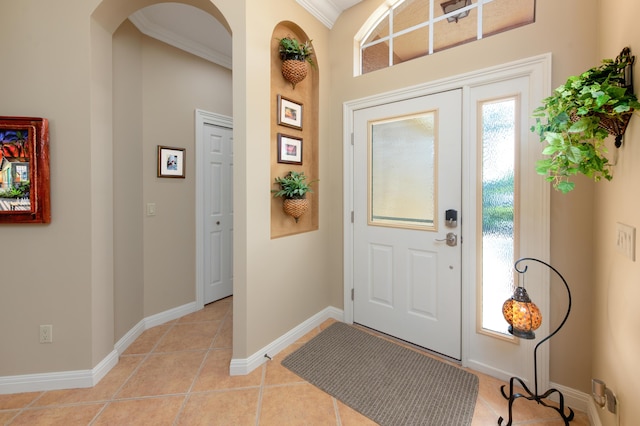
[{"xmin": 129, "ymin": 0, "xmax": 363, "ymax": 70}]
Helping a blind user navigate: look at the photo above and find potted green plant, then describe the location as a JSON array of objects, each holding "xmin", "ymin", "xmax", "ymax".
[
  {"xmin": 272, "ymin": 171, "xmax": 317, "ymax": 222},
  {"xmin": 277, "ymin": 36, "xmax": 316, "ymax": 89},
  {"xmin": 532, "ymin": 47, "xmax": 640, "ymax": 193}
]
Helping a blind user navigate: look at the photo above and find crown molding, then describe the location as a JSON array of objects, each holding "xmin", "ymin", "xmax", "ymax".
[
  {"xmin": 129, "ymin": 10, "xmax": 232, "ymax": 70},
  {"xmin": 297, "ymin": 0, "xmax": 341, "ymax": 28}
]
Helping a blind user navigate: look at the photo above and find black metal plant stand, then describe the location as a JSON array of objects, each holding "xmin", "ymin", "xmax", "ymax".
[{"xmin": 497, "ymin": 257, "xmax": 575, "ymax": 426}]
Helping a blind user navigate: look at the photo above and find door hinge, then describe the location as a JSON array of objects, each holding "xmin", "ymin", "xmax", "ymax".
[
  {"xmin": 351, "ymin": 211, "xmax": 354, "ymax": 223},
  {"xmin": 351, "ymin": 288, "xmax": 354, "ymax": 301},
  {"xmin": 351, "ymin": 133, "xmax": 354, "ymax": 145}
]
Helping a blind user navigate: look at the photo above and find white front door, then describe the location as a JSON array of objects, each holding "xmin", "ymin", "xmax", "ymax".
[
  {"xmin": 203, "ymin": 122, "xmax": 233, "ymax": 304},
  {"xmin": 353, "ymin": 90, "xmax": 462, "ymax": 359}
]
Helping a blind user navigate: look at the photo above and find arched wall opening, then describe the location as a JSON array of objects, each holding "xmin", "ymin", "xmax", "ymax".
[{"xmin": 90, "ymin": 0, "xmax": 234, "ymax": 364}]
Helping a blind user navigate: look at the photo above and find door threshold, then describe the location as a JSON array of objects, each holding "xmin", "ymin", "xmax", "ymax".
[{"xmin": 352, "ymin": 322, "xmax": 461, "ymax": 365}]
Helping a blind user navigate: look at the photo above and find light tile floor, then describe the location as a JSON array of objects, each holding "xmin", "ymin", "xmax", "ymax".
[{"xmin": 0, "ymin": 297, "xmax": 590, "ymax": 425}]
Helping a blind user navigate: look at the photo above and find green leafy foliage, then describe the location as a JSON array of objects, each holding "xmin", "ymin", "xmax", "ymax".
[
  {"xmin": 272, "ymin": 171, "xmax": 317, "ymax": 199},
  {"xmin": 278, "ymin": 36, "xmax": 316, "ymax": 68},
  {"xmin": 531, "ymin": 47, "xmax": 640, "ymax": 193},
  {"xmin": 0, "ymin": 181, "xmax": 30, "ymax": 198}
]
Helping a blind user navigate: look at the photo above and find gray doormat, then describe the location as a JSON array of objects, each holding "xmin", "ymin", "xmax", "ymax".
[{"xmin": 282, "ymin": 322, "xmax": 478, "ymax": 425}]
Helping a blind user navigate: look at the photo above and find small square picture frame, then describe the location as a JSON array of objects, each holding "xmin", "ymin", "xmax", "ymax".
[
  {"xmin": 277, "ymin": 95, "xmax": 303, "ymax": 130},
  {"xmin": 157, "ymin": 145, "xmax": 185, "ymax": 178},
  {"xmin": 277, "ymin": 134, "xmax": 303, "ymax": 165}
]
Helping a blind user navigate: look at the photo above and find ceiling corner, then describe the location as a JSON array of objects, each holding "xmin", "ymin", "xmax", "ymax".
[{"xmin": 297, "ymin": 0, "xmax": 340, "ymax": 29}]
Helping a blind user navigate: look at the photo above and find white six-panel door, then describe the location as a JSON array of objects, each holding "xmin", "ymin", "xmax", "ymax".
[{"xmin": 203, "ymin": 122, "xmax": 233, "ymax": 304}]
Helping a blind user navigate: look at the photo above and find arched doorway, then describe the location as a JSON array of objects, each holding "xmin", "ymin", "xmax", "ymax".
[{"xmin": 90, "ymin": 0, "xmax": 234, "ymax": 348}]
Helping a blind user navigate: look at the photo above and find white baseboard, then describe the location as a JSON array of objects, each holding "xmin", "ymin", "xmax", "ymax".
[
  {"xmin": 588, "ymin": 398, "xmax": 603, "ymax": 426},
  {"xmin": 0, "ymin": 369, "xmax": 94, "ymax": 394},
  {"xmin": 459, "ymin": 362, "xmax": 593, "ymax": 419},
  {"xmin": 229, "ymin": 306, "xmax": 344, "ymax": 376},
  {"xmin": 113, "ymin": 319, "xmax": 146, "ymax": 356},
  {"xmin": 0, "ymin": 350, "xmax": 119, "ymax": 395},
  {"xmin": 465, "ymin": 358, "xmax": 523, "ymax": 385},
  {"xmin": 91, "ymin": 349, "xmax": 120, "ymax": 386},
  {"xmin": 114, "ymin": 301, "xmax": 198, "ymax": 356},
  {"xmin": 0, "ymin": 301, "xmax": 198, "ymax": 395},
  {"xmin": 548, "ymin": 381, "xmax": 589, "ymax": 412},
  {"xmin": 144, "ymin": 301, "xmax": 198, "ymax": 329}
]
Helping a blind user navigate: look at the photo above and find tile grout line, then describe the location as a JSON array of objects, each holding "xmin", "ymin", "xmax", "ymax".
[
  {"xmin": 3, "ymin": 390, "xmax": 46, "ymax": 425},
  {"xmin": 175, "ymin": 301, "xmax": 232, "ymax": 425},
  {"xmin": 254, "ymin": 359, "xmax": 268, "ymax": 425},
  {"xmin": 89, "ymin": 320, "xmax": 181, "ymax": 425},
  {"xmin": 171, "ymin": 311, "xmax": 226, "ymax": 425},
  {"xmin": 333, "ymin": 397, "xmax": 342, "ymax": 426}
]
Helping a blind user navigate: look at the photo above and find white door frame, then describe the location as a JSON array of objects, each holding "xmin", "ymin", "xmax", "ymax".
[
  {"xmin": 343, "ymin": 54, "xmax": 551, "ymax": 383},
  {"xmin": 195, "ymin": 109, "xmax": 233, "ymax": 309}
]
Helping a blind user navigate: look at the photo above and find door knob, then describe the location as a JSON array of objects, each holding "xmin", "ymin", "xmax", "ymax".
[{"xmin": 436, "ymin": 232, "xmax": 457, "ymax": 247}]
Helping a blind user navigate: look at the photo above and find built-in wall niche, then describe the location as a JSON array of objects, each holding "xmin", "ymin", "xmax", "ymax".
[{"xmin": 270, "ymin": 22, "xmax": 319, "ymax": 238}]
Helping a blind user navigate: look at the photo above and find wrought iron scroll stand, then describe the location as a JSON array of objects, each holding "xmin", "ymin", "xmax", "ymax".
[{"xmin": 498, "ymin": 257, "xmax": 575, "ymax": 426}]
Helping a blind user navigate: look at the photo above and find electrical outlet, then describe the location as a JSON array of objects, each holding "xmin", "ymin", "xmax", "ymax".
[
  {"xmin": 39, "ymin": 325, "xmax": 53, "ymax": 343},
  {"xmin": 616, "ymin": 222, "xmax": 636, "ymax": 261}
]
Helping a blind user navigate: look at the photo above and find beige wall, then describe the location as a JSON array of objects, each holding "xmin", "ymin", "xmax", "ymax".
[
  {"xmin": 240, "ymin": 0, "xmax": 333, "ymax": 357},
  {"xmin": 0, "ymin": 0, "xmax": 335, "ymax": 377},
  {"xmin": 594, "ymin": 1, "xmax": 640, "ymax": 424},
  {"xmin": 329, "ymin": 0, "xmax": 599, "ymax": 393},
  {"xmin": 0, "ymin": 0, "xmax": 98, "ymax": 374},
  {"xmin": 113, "ymin": 20, "xmax": 144, "ymax": 340},
  {"xmin": 139, "ymin": 31, "xmax": 233, "ymax": 317}
]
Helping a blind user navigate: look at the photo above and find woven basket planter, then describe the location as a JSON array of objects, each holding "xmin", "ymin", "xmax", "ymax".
[
  {"xmin": 570, "ymin": 110, "xmax": 633, "ymax": 148},
  {"xmin": 283, "ymin": 198, "xmax": 309, "ymax": 222},
  {"xmin": 281, "ymin": 59, "xmax": 308, "ymax": 89}
]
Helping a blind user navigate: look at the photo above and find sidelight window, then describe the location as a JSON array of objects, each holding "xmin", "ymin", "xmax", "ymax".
[{"xmin": 479, "ymin": 97, "xmax": 518, "ymax": 336}]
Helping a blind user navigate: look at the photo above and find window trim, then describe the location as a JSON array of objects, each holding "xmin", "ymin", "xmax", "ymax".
[{"xmin": 475, "ymin": 94, "xmax": 522, "ymax": 343}]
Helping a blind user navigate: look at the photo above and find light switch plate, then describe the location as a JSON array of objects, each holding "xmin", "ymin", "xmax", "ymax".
[{"xmin": 616, "ymin": 222, "xmax": 636, "ymax": 261}]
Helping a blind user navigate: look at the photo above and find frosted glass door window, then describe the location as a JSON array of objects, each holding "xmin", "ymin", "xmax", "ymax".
[
  {"xmin": 480, "ymin": 98, "xmax": 518, "ymax": 336},
  {"xmin": 369, "ymin": 113, "xmax": 436, "ymax": 230}
]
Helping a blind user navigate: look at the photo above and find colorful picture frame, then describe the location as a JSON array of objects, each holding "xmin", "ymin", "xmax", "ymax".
[
  {"xmin": 277, "ymin": 95, "xmax": 303, "ymax": 130},
  {"xmin": 0, "ymin": 116, "xmax": 50, "ymax": 224},
  {"xmin": 157, "ymin": 145, "xmax": 185, "ymax": 178},
  {"xmin": 277, "ymin": 134, "xmax": 303, "ymax": 165}
]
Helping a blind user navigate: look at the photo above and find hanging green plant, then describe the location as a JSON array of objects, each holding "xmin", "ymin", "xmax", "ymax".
[
  {"xmin": 272, "ymin": 171, "xmax": 316, "ymax": 199},
  {"xmin": 532, "ymin": 47, "xmax": 640, "ymax": 193},
  {"xmin": 277, "ymin": 36, "xmax": 316, "ymax": 89},
  {"xmin": 272, "ymin": 171, "xmax": 318, "ymax": 222}
]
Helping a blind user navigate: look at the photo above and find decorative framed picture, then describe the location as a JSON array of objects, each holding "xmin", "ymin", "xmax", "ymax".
[
  {"xmin": 277, "ymin": 95, "xmax": 303, "ymax": 130},
  {"xmin": 157, "ymin": 145, "xmax": 185, "ymax": 178},
  {"xmin": 0, "ymin": 116, "xmax": 50, "ymax": 224},
  {"xmin": 277, "ymin": 134, "xmax": 303, "ymax": 165}
]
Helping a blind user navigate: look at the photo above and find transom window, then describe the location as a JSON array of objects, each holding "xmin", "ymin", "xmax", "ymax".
[{"xmin": 359, "ymin": 0, "xmax": 535, "ymax": 75}]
